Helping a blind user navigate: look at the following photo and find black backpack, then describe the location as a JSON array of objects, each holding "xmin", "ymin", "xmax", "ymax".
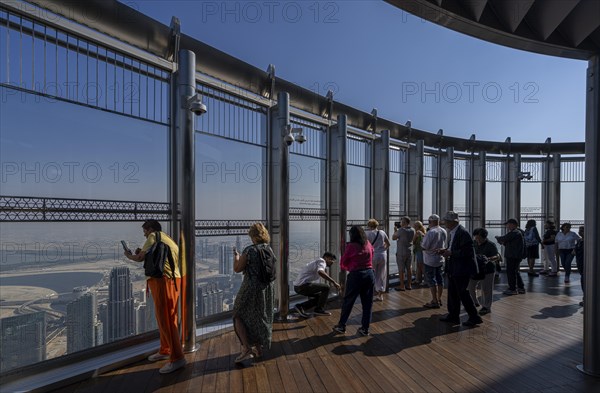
[
  {"xmin": 144, "ymin": 232, "xmax": 177, "ymax": 288},
  {"xmin": 254, "ymin": 244, "xmax": 277, "ymax": 284}
]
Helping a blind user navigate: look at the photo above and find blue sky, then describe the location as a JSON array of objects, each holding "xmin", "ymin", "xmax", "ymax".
[{"xmin": 133, "ymin": 0, "xmax": 588, "ymax": 144}]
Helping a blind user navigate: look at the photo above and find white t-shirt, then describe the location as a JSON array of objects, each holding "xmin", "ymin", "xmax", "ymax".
[
  {"xmin": 366, "ymin": 229, "xmax": 389, "ymax": 256},
  {"xmin": 421, "ymin": 226, "xmax": 447, "ymax": 267},
  {"xmin": 293, "ymin": 258, "xmax": 327, "ymax": 286}
]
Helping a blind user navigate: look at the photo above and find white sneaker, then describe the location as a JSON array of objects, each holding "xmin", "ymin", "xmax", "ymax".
[
  {"xmin": 159, "ymin": 358, "xmax": 187, "ymax": 374},
  {"xmin": 148, "ymin": 352, "xmax": 169, "ymax": 362}
]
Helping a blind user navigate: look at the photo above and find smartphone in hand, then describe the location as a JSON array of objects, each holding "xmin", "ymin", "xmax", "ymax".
[{"xmin": 121, "ymin": 240, "xmax": 132, "ymax": 254}]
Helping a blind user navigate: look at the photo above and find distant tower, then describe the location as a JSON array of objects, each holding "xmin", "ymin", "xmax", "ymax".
[
  {"xmin": 107, "ymin": 266, "xmax": 135, "ymax": 342},
  {"xmin": 66, "ymin": 288, "xmax": 98, "ymax": 353},
  {"xmin": 97, "ymin": 303, "xmax": 108, "ymax": 344},
  {"xmin": 196, "ymin": 282, "xmax": 224, "ymax": 318},
  {"xmin": 146, "ymin": 291, "xmax": 157, "ymax": 331},
  {"xmin": 219, "ymin": 243, "xmax": 234, "ymax": 275},
  {"xmin": 0, "ymin": 312, "xmax": 46, "ymax": 373}
]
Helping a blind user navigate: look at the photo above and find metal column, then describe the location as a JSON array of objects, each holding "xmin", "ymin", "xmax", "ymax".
[
  {"xmin": 542, "ymin": 154, "xmax": 561, "ymax": 225},
  {"xmin": 438, "ymin": 147, "xmax": 454, "ymax": 216},
  {"xmin": 372, "ymin": 130, "xmax": 390, "ymax": 227},
  {"xmin": 467, "ymin": 151, "xmax": 486, "ymax": 229},
  {"xmin": 579, "ymin": 54, "xmax": 600, "ymax": 377},
  {"xmin": 553, "ymin": 154, "xmax": 561, "ymax": 226},
  {"xmin": 172, "ymin": 49, "xmax": 197, "ymax": 352},
  {"xmin": 407, "ymin": 140, "xmax": 424, "ymax": 220},
  {"xmin": 327, "ymin": 115, "xmax": 348, "ymax": 287},
  {"xmin": 269, "ymin": 92, "xmax": 290, "ymax": 319},
  {"xmin": 502, "ymin": 153, "xmax": 521, "ymax": 224}
]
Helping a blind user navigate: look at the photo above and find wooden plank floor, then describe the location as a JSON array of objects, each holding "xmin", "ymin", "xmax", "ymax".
[{"xmin": 55, "ymin": 273, "xmax": 599, "ymax": 393}]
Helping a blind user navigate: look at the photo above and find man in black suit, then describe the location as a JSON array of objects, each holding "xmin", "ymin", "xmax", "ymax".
[{"xmin": 438, "ymin": 211, "xmax": 483, "ymax": 327}]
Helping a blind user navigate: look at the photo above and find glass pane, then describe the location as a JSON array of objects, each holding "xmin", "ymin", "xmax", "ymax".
[
  {"xmin": 0, "ymin": 221, "xmax": 174, "ymax": 371},
  {"xmin": 195, "ymin": 133, "xmax": 266, "ymax": 220},
  {"xmin": 289, "ymin": 155, "xmax": 325, "ymax": 209},
  {"xmin": 289, "ymin": 221, "xmax": 322, "ymax": 295},
  {"xmin": 561, "ymin": 182, "xmax": 584, "ymax": 222},
  {"xmin": 347, "ymin": 165, "xmax": 370, "ymax": 220},
  {"xmin": 486, "ymin": 182, "xmax": 502, "ymax": 221},
  {"xmin": 423, "ymin": 177, "xmax": 434, "ymax": 220},
  {"xmin": 0, "ymin": 88, "xmax": 168, "ymax": 201}
]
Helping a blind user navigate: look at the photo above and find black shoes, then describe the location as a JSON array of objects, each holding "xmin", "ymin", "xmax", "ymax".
[
  {"xmin": 439, "ymin": 315, "xmax": 460, "ymax": 325},
  {"xmin": 294, "ymin": 305, "xmax": 310, "ymax": 318},
  {"xmin": 462, "ymin": 317, "xmax": 483, "ymax": 327}
]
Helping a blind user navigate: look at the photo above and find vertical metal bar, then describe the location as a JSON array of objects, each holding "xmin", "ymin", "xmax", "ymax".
[
  {"xmin": 138, "ymin": 61, "xmax": 141, "ymax": 117},
  {"xmin": 144, "ymin": 64, "xmax": 148, "ymax": 117},
  {"xmin": 175, "ymin": 49, "xmax": 198, "ymax": 352},
  {"xmin": 85, "ymin": 41, "xmax": 89, "ymax": 105},
  {"xmin": 5, "ymin": 12, "xmax": 9, "ymax": 83},
  {"xmin": 114, "ymin": 53, "xmax": 118, "ymax": 111},
  {"xmin": 579, "ymin": 54, "xmax": 600, "ymax": 377},
  {"xmin": 43, "ymin": 25, "xmax": 46, "ymax": 88},
  {"xmin": 104, "ymin": 48, "xmax": 108, "ymax": 109},
  {"xmin": 19, "ymin": 16, "xmax": 22, "ymax": 86},
  {"xmin": 75, "ymin": 37, "xmax": 79, "ymax": 102},
  {"xmin": 120, "ymin": 55, "xmax": 124, "ymax": 112},
  {"xmin": 31, "ymin": 21, "xmax": 34, "ymax": 90},
  {"xmin": 54, "ymin": 28, "xmax": 57, "ymax": 95},
  {"xmin": 95, "ymin": 43, "xmax": 99, "ymax": 105},
  {"xmin": 65, "ymin": 33, "xmax": 69, "ymax": 100}
]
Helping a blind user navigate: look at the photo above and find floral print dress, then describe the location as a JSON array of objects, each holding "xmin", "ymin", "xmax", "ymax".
[{"xmin": 232, "ymin": 243, "xmax": 275, "ymax": 349}]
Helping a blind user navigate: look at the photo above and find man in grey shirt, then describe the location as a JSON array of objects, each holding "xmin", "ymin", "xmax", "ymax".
[
  {"xmin": 421, "ymin": 214, "xmax": 447, "ymax": 308},
  {"xmin": 392, "ymin": 216, "xmax": 415, "ymax": 291}
]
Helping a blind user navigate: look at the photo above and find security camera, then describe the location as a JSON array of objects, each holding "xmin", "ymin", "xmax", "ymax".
[
  {"xmin": 284, "ymin": 133, "xmax": 295, "ymax": 146},
  {"xmin": 295, "ymin": 133, "xmax": 306, "ymax": 144},
  {"xmin": 186, "ymin": 94, "xmax": 207, "ymax": 115}
]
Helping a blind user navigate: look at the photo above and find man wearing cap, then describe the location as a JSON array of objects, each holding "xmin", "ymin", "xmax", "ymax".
[
  {"xmin": 495, "ymin": 218, "xmax": 526, "ymax": 295},
  {"xmin": 420, "ymin": 214, "xmax": 446, "ymax": 308},
  {"xmin": 438, "ymin": 211, "xmax": 482, "ymax": 327}
]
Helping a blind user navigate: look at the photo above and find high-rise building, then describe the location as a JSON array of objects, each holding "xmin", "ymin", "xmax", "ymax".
[
  {"xmin": 66, "ymin": 288, "xmax": 98, "ymax": 354},
  {"xmin": 97, "ymin": 303, "xmax": 108, "ymax": 344},
  {"xmin": 0, "ymin": 311, "xmax": 46, "ymax": 373},
  {"xmin": 196, "ymin": 282, "xmax": 224, "ymax": 318},
  {"xmin": 107, "ymin": 266, "xmax": 135, "ymax": 342},
  {"xmin": 218, "ymin": 243, "xmax": 234, "ymax": 275},
  {"xmin": 146, "ymin": 292, "xmax": 157, "ymax": 332}
]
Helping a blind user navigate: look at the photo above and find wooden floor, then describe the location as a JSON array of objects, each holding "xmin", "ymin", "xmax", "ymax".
[{"xmin": 56, "ymin": 273, "xmax": 599, "ymax": 393}]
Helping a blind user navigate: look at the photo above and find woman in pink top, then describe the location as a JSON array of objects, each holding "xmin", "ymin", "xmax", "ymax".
[{"xmin": 333, "ymin": 225, "xmax": 374, "ymax": 336}]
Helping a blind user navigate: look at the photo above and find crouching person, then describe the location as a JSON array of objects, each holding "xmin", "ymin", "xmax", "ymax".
[{"xmin": 293, "ymin": 252, "xmax": 340, "ymax": 317}]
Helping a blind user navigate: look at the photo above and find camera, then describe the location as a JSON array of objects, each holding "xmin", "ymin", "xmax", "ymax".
[
  {"xmin": 284, "ymin": 133, "xmax": 295, "ymax": 146},
  {"xmin": 394, "ymin": 221, "xmax": 401, "ymax": 228},
  {"xmin": 186, "ymin": 94, "xmax": 207, "ymax": 115},
  {"xmin": 295, "ymin": 133, "xmax": 306, "ymax": 144}
]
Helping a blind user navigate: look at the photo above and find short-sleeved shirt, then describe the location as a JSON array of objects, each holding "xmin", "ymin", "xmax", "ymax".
[
  {"xmin": 542, "ymin": 229, "xmax": 557, "ymax": 245},
  {"xmin": 141, "ymin": 231, "xmax": 180, "ymax": 279},
  {"xmin": 293, "ymin": 258, "xmax": 327, "ymax": 286},
  {"xmin": 555, "ymin": 231, "xmax": 580, "ymax": 250},
  {"xmin": 395, "ymin": 227, "xmax": 415, "ymax": 255},
  {"xmin": 474, "ymin": 240, "xmax": 499, "ymax": 259},
  {"xmin": 366, "ymin": 229, "xmax": 389, "ymax": 256},
  {"xmin": 421, "ymin": 226, "xmax": 447, "ymax": 267}
]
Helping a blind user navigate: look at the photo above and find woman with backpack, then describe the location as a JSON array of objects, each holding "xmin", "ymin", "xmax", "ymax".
[
  {"xmin": 524, "ymin": 219, "xmax": 542, "ymax": 277},
  {"xmin": 232, "ymin": 223, "xmax": 275, "ymax": 363}
]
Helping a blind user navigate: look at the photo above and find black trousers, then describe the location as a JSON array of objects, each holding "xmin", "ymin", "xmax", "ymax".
[
  {"xmin": 447, "ymin": 274, "xmax": 478, "ymax": 320},
  {"xmin": 294, "ymin": 282, "xmax": 330, "ymax": 310},
  {"xmin": 505, "ymin": 257, "xmax": 525, "ymax": 291}
]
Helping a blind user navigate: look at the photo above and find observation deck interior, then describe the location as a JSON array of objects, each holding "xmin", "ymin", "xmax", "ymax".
[
  {"xmin": 54, "ymin": 276, "xmax": 594, "ymax": 393},
  {"xmin": 1, "ymin": 0, "xmax": 599, "ymax": 390}
]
